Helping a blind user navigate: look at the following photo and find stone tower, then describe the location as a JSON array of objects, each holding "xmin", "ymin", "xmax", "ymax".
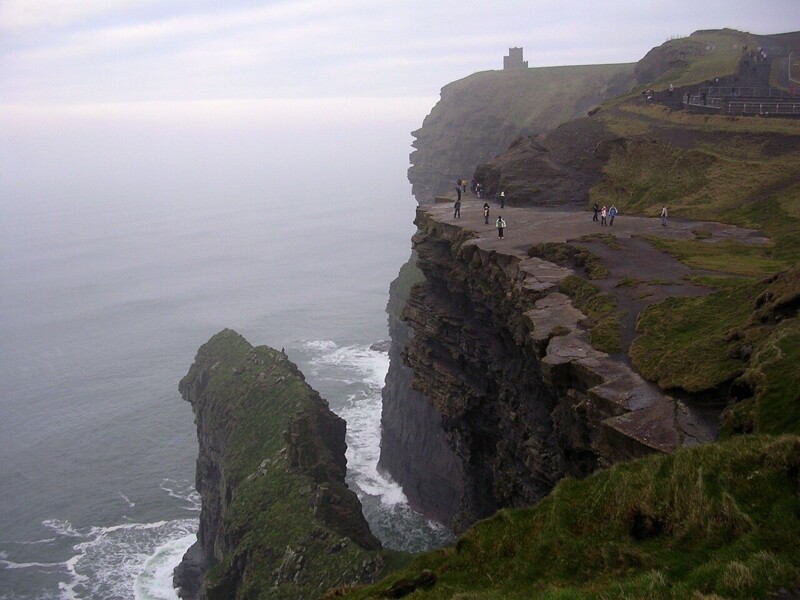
[{"xmin": 503, "ymin": 47, "xmax": 528, "ymax": 69}]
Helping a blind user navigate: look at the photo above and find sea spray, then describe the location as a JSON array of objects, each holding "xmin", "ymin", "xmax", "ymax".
[{"xmin": 296, "ymin": 340, "xmax": 455, "ymax": 552}]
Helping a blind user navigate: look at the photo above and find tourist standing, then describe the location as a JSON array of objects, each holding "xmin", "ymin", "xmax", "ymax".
[
  {"xmin": 483, "ymin": 202, "xmax": 490, "ymax": 224},
  {"xmin": 496, "ymin": 216, "xmax": 506, "ymax": 238},
  {"xmin": 455, "ymin": 181, "xmax": 462, "ymax": 203},
  {"xmin": 661, "ymin": 206, "xmax": 668, "ymax": 226},
  {"xmin": 609, "ymin": 205, "xmax": 617, "ymax": 226},
  {"xmin": 600, "ymin": 206, "xmax": 607, "ymax": 227},
  {"xmin": 592, "ymin": 202, "xmax": 599, "ymax": 222},
  {"xmin": 454, "ymin": 198, "xmax": 461, "ymax": 219},
  {"xmin": 499, "ymin": 190, "xmax": 505, "ymax": 208}
]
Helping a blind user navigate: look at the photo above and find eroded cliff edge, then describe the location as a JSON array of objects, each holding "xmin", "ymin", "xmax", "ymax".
[
  {"xmin": 380, "ymin": 62, "xmax": 636, "ymax": 526},
  {"xmin": 174, "ymin": 330, "xmax": 390, "ymax": 600},
  {"xmin": 401, "ymin": 207, "xmax": 717, "ymax": 530}
]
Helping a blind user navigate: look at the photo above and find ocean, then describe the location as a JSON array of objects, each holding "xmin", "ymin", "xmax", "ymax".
[{"xmin": 0, "ymin": 108, "xmax": 452, "ymax": 599}]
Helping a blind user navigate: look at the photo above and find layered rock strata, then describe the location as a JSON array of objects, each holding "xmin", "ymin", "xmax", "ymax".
[
  {"xmin": 402, "ymin": 207, "xmax": 716, "ymax": 529},
  {"xmin": 379, "ymin": 258, "xmax": 464, "ymax": 524},
  {"xmin": 175, "ymin": 330, "xmax": 384, "ymax": 600}
]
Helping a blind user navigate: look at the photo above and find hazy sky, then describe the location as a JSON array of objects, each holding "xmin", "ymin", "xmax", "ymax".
[{"xmin": 2, "ymin": 0, "xmax": 798, "ymax": 117}]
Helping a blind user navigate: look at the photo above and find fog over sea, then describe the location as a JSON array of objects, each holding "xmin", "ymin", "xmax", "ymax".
[{"xmin": 0, "ymin": 103, "xmax": 452, "ymax": 599}]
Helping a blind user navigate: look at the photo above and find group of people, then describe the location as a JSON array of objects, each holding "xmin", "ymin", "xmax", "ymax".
[
  {"xmin": 591, "ymin": 202, "xmax": 669, "ymax": 226},
  {"xmin": 453, "ymin": 181, "xmax": 506, "ymax": 238},
  {"xmin": 454, "ymin": 184, "xmax": 673, "ymax": 239},
  {"xmin": 591, "ymin": 202, "xmax": 618, "ymax": 226}
]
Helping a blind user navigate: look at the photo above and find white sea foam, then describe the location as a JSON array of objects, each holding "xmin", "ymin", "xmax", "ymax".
[
  {"xmin": 0, "ymin": 559, "xmax": 64, "ymax": 570},
  {"xmin": 159, "ymin": 480, "xmax": 201, "ymax": 512},
  {"xmin": 55, "ymin": 517, "xmax": 197, "ymax": 600},
  {"xmin": 119, "ymin": 494, "xmax": 136, "ymax": 508},
  {"xmin": 133, "ymin": 533, "xmax": 195, "ymax": 600},
  {"xmin": 297, "ymin": 340, "xmax": 455, "ymax": 552},
  {"xmin": 300, "ymin": 340, "xmax": 337, "ymax": 353},
  {"xmin": 0, "ymin": 483, "xmax": 200, "ymax": 600}
]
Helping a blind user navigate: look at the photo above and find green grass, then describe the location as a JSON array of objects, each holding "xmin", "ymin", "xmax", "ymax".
[
  {"xmin": 644, "ymin": 237, "xmax": 786, "ymax": 277},
  {"xmin": 558, "ymin": 275, "xmax": 622, "ymax": 354},
  {"xmin": 182, "ymin": 330, "xmax": 402, "ymax": 599},
  {"xmin": 654, "ymin": 30, "xmax": 756, "ymax": 87},
  {"xmin": 630, "ymin": 266, "xmax": 800, "ymax": 435},
  {"xmin": 529, "ymin": 243, "xmax": 608, "ymax": 280},
  {"xmin": 629, "ymin": 287, "xmax": 758, "ymax": 393},
  {"xmin": 333, "ymin": 435, "xmax": 800, "ymax": 599}
]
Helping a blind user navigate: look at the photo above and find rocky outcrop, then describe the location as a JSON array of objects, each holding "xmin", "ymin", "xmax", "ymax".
[
  {"xmin": 400, "ymin": 208, "xmax": 716, "ymax": 529},
  {"xmin": 474, "ymin": 116, "xmax": 617, "ymax": 206},
  {"xmin": 408, "ymin": 64, "xmax": 635, "ymax": 203},
  {"xmin": 175, "ymin": 330, "xmax": 385, "ymax": 600}
]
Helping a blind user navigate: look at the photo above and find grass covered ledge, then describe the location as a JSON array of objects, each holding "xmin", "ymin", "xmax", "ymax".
[{"xmin": 333, "ymin": 435, "xmax": 800, "ymax": 599}]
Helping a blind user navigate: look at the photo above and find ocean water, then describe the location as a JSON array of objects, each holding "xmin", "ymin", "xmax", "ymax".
[{"xmin": 0, "ymin": 113, "xmax": 452, "ymax": 599}]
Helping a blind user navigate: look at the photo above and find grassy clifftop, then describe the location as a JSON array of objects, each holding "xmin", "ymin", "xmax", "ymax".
[{"xmin": 335, "ymin": 434, "xmax": 800, "ymax": 599}]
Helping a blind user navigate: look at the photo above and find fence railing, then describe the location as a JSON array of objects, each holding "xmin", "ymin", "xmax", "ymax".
[
  {"xmin": 726, "ymin": 101, "xmax": 800, "ymax": 115},
  {"xmin": 683, "ymin": 95, "xmax": 800, "ymax": 115},
  {"xmin": 700, "ymin": 86, "xmax": 790, "ymax": 98},
  {"xmin": 686, "ymin": 96, "xmax": 723, "ymax": 108}
]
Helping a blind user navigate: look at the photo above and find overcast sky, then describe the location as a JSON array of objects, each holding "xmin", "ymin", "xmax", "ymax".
[{"xmin": 2, "ymin": 0, "xmax": 798, "ymax": 116}]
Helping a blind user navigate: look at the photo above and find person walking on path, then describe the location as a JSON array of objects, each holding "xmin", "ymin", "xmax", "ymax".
[
  {"xmin": 592, "ymin": 202, "xmax": 599, "ymax": 222},
  {"xmin": 455, "ymin": 181, "xmax": 462, "ymax": 203},
  {"xmin": 661, "ymin": 205, "xmax": 668, "ymax": 226},
  {"xmin": 453, "ymin": 198, "xmax": 461, "ymax": 219},
  {"xmin": 496, "ymin": 216, "xmax": 506, "ymax": 238},
  {"xmin": 600, "ymin": 206, "xmax": 607, "ymax": 227},
  {"xmin": 499, "ymin": 190, "xmax": 505, "ymax": 208},
  {"xmin": 609, "ymin": 205, "xmax": 617, "ymax": 226},
  {"xmin": 483, "ymin": 202, "xmax": 490, "ymax": 224}
]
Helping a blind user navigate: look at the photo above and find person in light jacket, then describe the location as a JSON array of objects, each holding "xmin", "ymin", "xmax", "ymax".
[
  {"xmin": 661, "ymin": 205, "xmax": 668, "ymax": 226},
  {"xmin": 609, "ymin": 205, "xmax": 618, "ymax": 226},
  {"xmin": 496, "ymin": 216, "xmax": 506, "ymax": 238}
]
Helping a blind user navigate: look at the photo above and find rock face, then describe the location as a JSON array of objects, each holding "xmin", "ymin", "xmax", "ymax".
[
  {"xmin": 408, "ymin": 64, "xmax": 635, "ymax": 203},
  {"xmin": 175, "ymin": 330, "xmax": 384, "ymax": 600},
  {"xmin": 380, "ymin": 62, "xmax": 635, "ymax": 528},
  {"xmin": 378, "ymin": 258, "xmax": 464, "ymax": 524},
  {"xmin": 474, "ymin": 116, "xmax": 618, "ymax": 207},
  {"xmin": 399, "ymin": 208, "xmax": 716, "ymax": 529}
]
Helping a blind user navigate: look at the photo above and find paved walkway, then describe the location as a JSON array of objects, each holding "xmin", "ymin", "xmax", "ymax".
[{"xmin": 429, "ymin": 198, "xmax": 767, "ymax": 255}]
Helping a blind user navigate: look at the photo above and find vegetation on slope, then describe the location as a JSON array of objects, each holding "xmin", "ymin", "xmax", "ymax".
[
  {"xmin": 583, "ymin": 98, "xmax": 800, "ymax": 436},
  {"xmin": 181, "ymin": 331, "xmax": 403, "ymax": 599},
  {"xmin": 334, "ymin": 435, "xmax": 800, "ymax": 599}
]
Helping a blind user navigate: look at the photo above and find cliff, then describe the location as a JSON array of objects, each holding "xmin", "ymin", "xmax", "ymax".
[
  {"xmin": 174, "ymin": 330, "xmax": 393, "ymax": 600},
  {"xmin": 407, "ymin": 63, "xmax": 636, "ymax": 203},
  {"xmin": 381, "ymin": 60, "xmax": 636, "ymax": 525},
  {"xmin": 401, "ymin": 205, "xmax": 722, "ymax": 529},
  {"xmin": 383, "ymin": 27, "xmax": 800, "ymax": 534}
]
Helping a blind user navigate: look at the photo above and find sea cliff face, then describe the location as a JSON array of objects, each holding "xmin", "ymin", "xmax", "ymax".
[
  {"xmin": 380, "ymin": 63, "xmax": 635, "ymax": 527},
  {"xmin": 174, "ymin": 330, "xmax": 386, "ymax": 600},
  {"xmin": 399, "ymin": 207, "xmax": 715, "ymax": 530}
]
